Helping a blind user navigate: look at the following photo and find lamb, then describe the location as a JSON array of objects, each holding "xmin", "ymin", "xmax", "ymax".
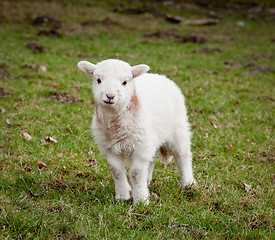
[{"xmin": 77, "ymin": 59, "xmax": 196, "ymax": 205}]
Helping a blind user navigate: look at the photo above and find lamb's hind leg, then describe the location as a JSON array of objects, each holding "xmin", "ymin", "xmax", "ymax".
[
  {"xmin": 106, "ymin": 153, "xmax": 131, "ymax": 200},
  {"xmin": 172, "ymin": 135, "xmax": 196, "ymax": 186},
  {"xmin": 174, "ymin": 149, "xmax": 196, "ymax": 186}
]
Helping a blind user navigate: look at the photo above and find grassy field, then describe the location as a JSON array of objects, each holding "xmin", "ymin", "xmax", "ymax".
[{"xmin": 0, "ymin": 0, "xmax": 274, "ymax": 239}]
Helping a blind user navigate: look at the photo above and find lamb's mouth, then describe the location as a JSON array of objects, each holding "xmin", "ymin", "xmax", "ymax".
[{"xmin": 103, "ymin": 100, "xmax": 115, "ymax": 105}]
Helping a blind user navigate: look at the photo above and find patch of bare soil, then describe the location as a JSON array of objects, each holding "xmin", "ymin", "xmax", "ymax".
[
  {"xmin": 0, "ymin": 63, "xmax": 10, "ymax": 78},
  {"xmin": 76, "ymin": 53, "xmax": 100, "ymax": 59},
  {"xmin": 81, "ymin": 17, "xmax": 119, "ymax": 26},
  {"xmin": 0, "ymin": 69, "xmax": 10, "ymax": 78},
  {"xmin": 37, "ymin": 29, "xmax": 61, "ymax": 37},
  {"xmin": 30, "ymin": 15, "xmax": 62, "ymax": 38},
  {"xmin": 224, "ymin": 60, "xmax": 274, "ymax": 74},
  {"xmin": 31, "ymin": 15, "xmax": 62, "ymax": 28},
  {"xmin": 114, "ymin": 6, "xmax": 166, "ymax": 18},
  {"xmin": 26, "ymin": 43, "xmax": 45, "ymax": 53},
  {"xmin": 258, "ymin": 153, "xmax": 275, "ymax": 163},
  {"xmin": 144, "ymin": 31, "xmax": 182, "ymax": 42},
  {"xmin": 48, "ymin": 92, "xmax": 83, "ymax": 103},
  {"xmin": 243, "ymin": 63, "xmax": 274, "ymax": 75},
  {"xmin": 0, "ymin": 87, "xmax": 10, "ymax": 97},
  {"xmin": 144, "ymin": 31, "xmax": 207, "ymax": 43},
  {"xmin": 192, "ymin": 47, "xmax": 222, "ymax": 54},
  {"xmin": 257, "ymin": 96, "xmax": 274, "ymax": 102},
  {"xmin": 182, "ymin": 35, "xmax": 207, "ymax": 43},
  {"xmin": 223, "ymin": 61, "xmax": 243, "ymax": 67},
  {"xmin": 182, "ymin": 18, "xmax": 220, "ymax": 26},
  {"xmin": 46, "ymin": 179, "xmax": 77, "ymax": 190}
]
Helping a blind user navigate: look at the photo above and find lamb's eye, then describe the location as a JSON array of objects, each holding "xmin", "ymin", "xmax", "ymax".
[
  {"xmin": 122, "ymin": 81, "xmax": 128, "ymax": 86},
  {"xmin": 97, "ymin": 79, "xmax": 101, "ymax": 84}
]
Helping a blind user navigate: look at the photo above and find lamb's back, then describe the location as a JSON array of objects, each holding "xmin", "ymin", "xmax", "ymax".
[{"xmin": 134, "ymin": 73, "xmax": 188, "ymax": 138}]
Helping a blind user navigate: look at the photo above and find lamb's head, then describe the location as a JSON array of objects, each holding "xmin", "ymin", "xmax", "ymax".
[{"xmin": 77, "ymin": 59, "xmax": 149, "ymax": 112}]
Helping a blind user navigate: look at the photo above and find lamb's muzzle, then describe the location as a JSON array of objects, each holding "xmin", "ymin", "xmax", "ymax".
[{"xmin": 77, "ymin": 59, "xmax": 196, "ymax": 205}]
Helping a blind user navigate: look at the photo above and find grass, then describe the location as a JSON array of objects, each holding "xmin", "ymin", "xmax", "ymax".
[{"xmin": 0, "ymin": 0, "xmax": 274, "ymax": 239}]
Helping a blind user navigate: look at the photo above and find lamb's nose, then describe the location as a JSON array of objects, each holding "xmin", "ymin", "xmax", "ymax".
[{"xmin": 106, "ymin": 94, "xmax": 115, "ymax": 100}]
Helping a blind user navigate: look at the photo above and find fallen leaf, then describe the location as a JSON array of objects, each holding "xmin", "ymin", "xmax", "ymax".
[
  {"xmin": 37, "ymin": 161, "xmax": 47, "ymax": 168},
  {"xmin": 6, "ymin": 119, "xmax": 11, "ymax": 125},
  {"xmin": 23, "ymin": 132, "xmax": 32, "ymax": 141},
  {"xmin": 225, "ymin": 143, "xmax": 232, "ymax": 150},
  {"xmin": 236, "ymin": 21, "xmax": 245, "ymax": 27},
  {"xmin": 51, "ymin": 82, "xmax": 59, "ymax": 87},
  {"xmin": 45, "ymin": 136, "xmax": 57, "ymax": 143},
  {"xmin": 39, "ymin": 66, "xmax": 47, "ymax": 72},
  {"xmin": 211, "ymin": 122, "xmax": 218, "ymax": 129},
  {"xmin": 87, "ymin": 150, "xmax": 93, "ymax": 156},
  {"xmin": 244, "ymin": 182, "xmax": 252, "ymax": 192}
]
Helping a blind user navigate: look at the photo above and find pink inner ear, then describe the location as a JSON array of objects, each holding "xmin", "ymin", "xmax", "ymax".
[
  {"xmin": 132, "ymin": 67, "xmax": 143, "ymax": 78},
  {"xmin": 132, "ymin": 65, "xmax": 149, "ymax": 78},
  {"xmin": 85, "ymin": 67, "xmax": 94, "ymax": 75}
]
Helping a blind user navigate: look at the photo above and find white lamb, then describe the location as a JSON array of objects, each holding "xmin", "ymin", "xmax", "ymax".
[{"xmin": 77, "ymin": 59, "xmax": 196, "ymax": 205}]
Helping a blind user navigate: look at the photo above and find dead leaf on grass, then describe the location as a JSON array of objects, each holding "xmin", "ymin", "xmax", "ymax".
[
  {"xmin": 212, "ymin": 123, "xmax": 218, "ymax": 129},
  {"xmin": 37, "ymin": 161, "xmax": 47, "ymax": 168},
  {"xmin": 57, "ymin": 153, "xmax": 64, "ymax": 158},
  {"xmin": 244, "ymin": 182, "xmax": 252, "ymax": 192},
  {"xmin": 6, "ymin": 119, "xmax": 11, "ymax": 126},
  {"xmin": 45, "ymin": 136, "xmax": 57, "ymax": 143},
  {"xmin": 51, "ymin": 82, "xmax": 59, "ymax": 88},
  {"xmin": 87, "ymin": 150, "xmax": 94, "ymax": 156},
  {"xmin": 22, "ymin": 132, "xmax": 32, "ymax": 141},
  {"xmin": 225, "ymin": 143, "xmax": 232, "ymax": 150}
]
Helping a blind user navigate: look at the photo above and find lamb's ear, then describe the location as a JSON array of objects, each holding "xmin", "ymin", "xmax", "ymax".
[
  {"xmin": 131, "ymin": 64, "xmax": 150, "ymax": 78},
  {"xmin": 77, "ymin": 61, "xmax": 96, "ymax": 75}
]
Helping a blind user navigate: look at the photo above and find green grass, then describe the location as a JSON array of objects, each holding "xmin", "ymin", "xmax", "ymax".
[{"xmin": 0, "ymin": 0, "xmax": 274, "ymax": 239}]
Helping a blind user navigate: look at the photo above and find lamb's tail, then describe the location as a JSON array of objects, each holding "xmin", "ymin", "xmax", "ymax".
[{"xmin": 159, "ymin": 145, "xmax": 173, "ymax": 166}]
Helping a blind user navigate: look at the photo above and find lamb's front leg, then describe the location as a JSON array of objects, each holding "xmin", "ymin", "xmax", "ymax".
[
  {"xmin": 129, "ymin": 159, "xmax": 150, "ymax": 205},
  {"xmin": 106, "ymin": 153, "xmax": 131, "ymax": 201}
]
